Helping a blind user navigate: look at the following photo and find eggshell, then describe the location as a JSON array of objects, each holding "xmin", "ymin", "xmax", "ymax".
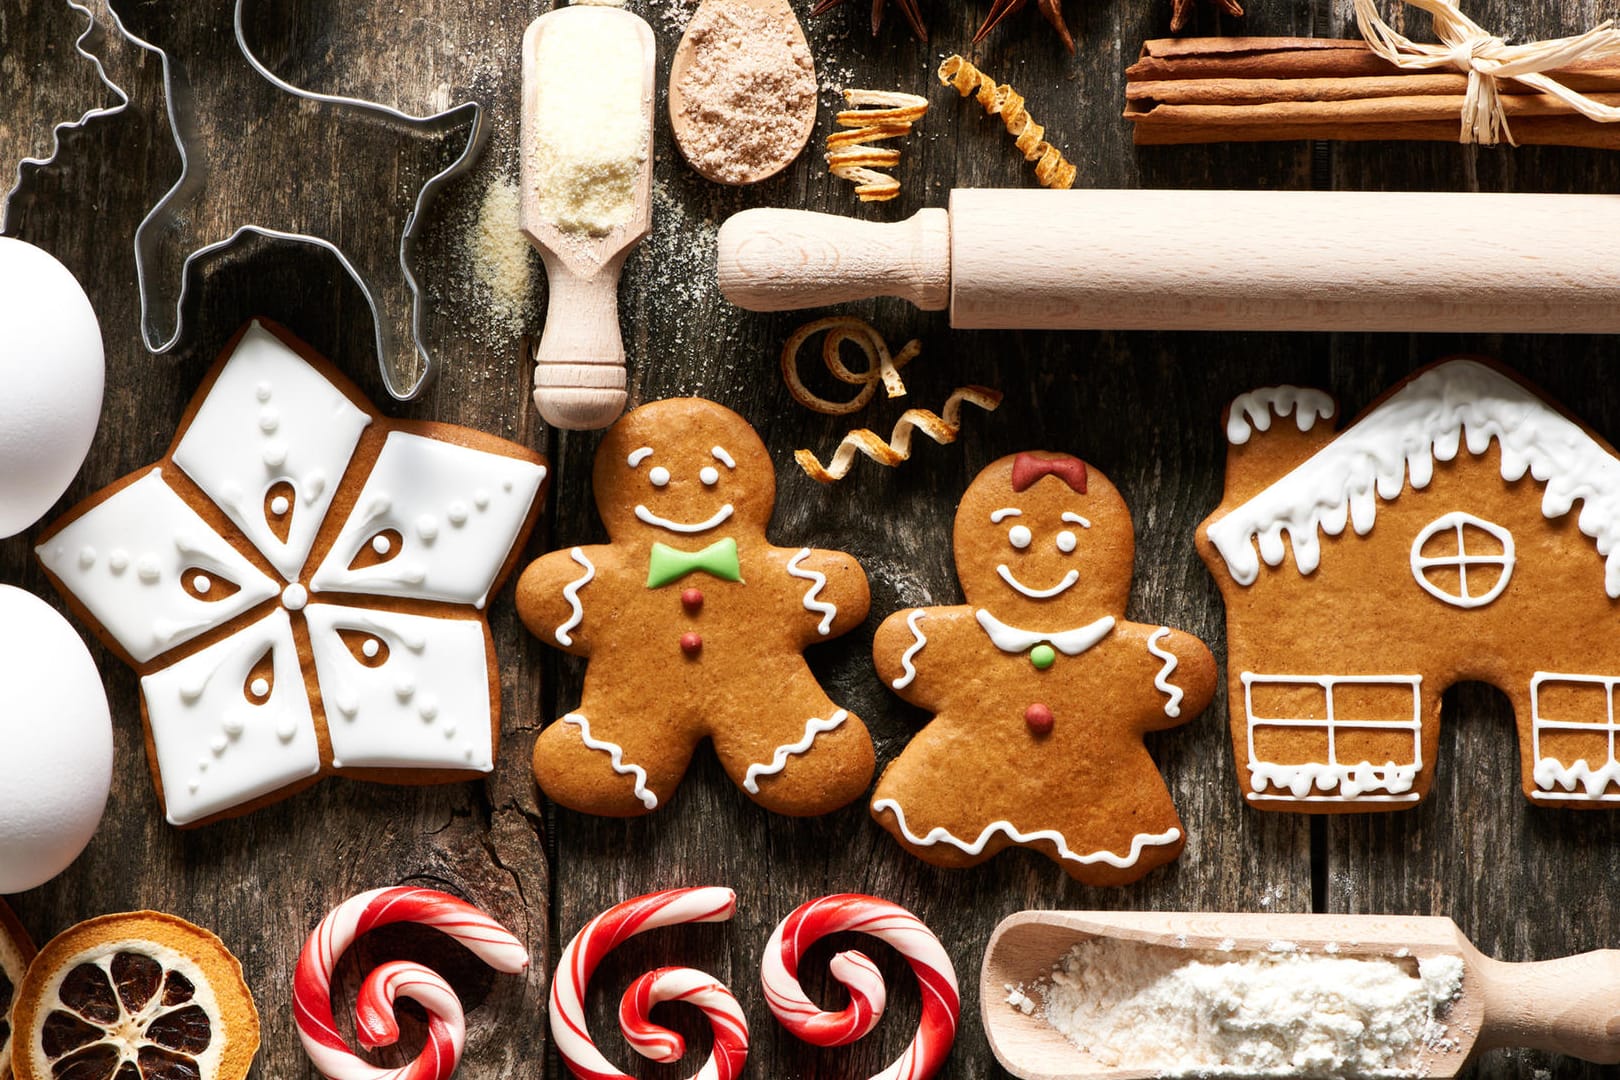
[
  {"xmin": 0, "ymin": 237, "xmax": 105, "ymax": 539},
  {"xmin": 0, "ymin": 585, "xmax": 113, "ymax": 893}
]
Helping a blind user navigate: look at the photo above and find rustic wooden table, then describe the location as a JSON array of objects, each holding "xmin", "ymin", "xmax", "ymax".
[{"xmin": 4, "ymin": 0, "xmax": 1618, "ymax": 1076}]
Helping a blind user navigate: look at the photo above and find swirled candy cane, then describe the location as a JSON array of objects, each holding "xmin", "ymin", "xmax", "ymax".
[
  {"xmin": 762, "ymin": 894, "xmax": 960, "ymax": 1080},
  {"xmin": 294, "ymin": 887, "xmax": 530, "ymax": 1080},
  {"xmin": 553, "ymin": 887, "xmax": 748, "ymax": 1080}
]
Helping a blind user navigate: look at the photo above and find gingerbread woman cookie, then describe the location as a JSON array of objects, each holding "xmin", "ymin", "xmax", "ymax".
[
  {"xmin": 516, "ymin": 398, "xmax": 875, "ymax": 816},
  {"xmin": 870, "ymin": 452, "xmax": 1216, "ymax": 886}
]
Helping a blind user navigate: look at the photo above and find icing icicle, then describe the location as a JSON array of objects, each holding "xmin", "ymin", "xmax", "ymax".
[
  {"xmin": 1146, "ymin": 627, "xmax": 1183, "ymax": 718},
  {"xmin": 1225, "ymin": 386, "xmax": 1336, "ymax": 446},
  {"xmin": 786, "ymin": 547, "xmax": 837, "ymax": 635}
]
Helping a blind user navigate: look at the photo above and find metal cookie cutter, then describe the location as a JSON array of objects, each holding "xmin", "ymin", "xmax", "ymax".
[
  {"xmin": 108, "ymin": 0, "xmax": 487, "ymax": 400},
  {"xmin": 1, "ymin": 0, "xmax": 131, "ymax": 233}
]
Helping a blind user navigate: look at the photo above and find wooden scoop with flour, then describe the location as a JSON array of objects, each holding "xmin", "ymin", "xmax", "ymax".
[
  {"xmin": 520, "ymin": 6, "xmax": 655, "ymax": 430},
  {"xmin": 983, "ymin": 910, "xmax": 1620, "ymax": 1079}
]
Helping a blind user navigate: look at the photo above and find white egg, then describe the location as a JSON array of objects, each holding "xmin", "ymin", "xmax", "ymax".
[
  {"xmin": 0, "ymin": 238, "xmax": 105, "ymax": 539},
  {"xmin": 0, "ymin": 585, "xmax": 113, "ymax": 892}
]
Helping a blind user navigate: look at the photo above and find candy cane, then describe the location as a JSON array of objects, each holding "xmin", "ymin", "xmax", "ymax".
[
  {"xmin": 552, "ymin": 887, "xmax": 748, "ymax": 1080},
  {"xmin": 294, "ymin": 886, "xmax": 530, "ymax": 1080},
  {"xmin": 761, "ymin": 894, "xmax": 960, "ymax": 1080}
]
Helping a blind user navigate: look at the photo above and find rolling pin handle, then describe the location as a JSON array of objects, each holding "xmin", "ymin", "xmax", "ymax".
[
  {"xmin": 716, "ymin": 207, "xmax": 950, "ymax": 312},
  {"xmin": 533, "ymin": 260, "xmax": 629, "ymax": 431},
  {"xmin": 1476, "ymin": 950, "xmax": 1620, "ymax": 1063}
]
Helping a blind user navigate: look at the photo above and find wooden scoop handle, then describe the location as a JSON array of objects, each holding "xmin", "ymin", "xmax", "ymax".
[
  {"xmin": 532, "ymin": 256, "xmax": 629, "ymax": 431},
  {"xmin": 716, "ymin": 207, "xmax": 950, "ymax": 312},
  {"xmin": 1478, "ymin": 950, "xmax": 1620, "ymax": 1063}
]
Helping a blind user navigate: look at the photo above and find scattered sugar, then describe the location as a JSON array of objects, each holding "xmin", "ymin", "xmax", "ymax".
[
  {"xmin": 1266, "ymin": 940, "xmax": 1298, "ymax": 953},
  {"xmin": 466, "ymin": 178, "xmax": 533, "ymax": 338},
  {"xmin": 1033, "ymin": 938, "xmax": 1465, "ymax": 1078},
  {"xmin": 1005, "ymin": 983, "xmax": 1036, "ymax": 1015}
]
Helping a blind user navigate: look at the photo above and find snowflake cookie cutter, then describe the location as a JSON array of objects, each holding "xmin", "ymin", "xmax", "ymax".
[
  {"xmin": 35, "ymin": 318, "xmax": 548, "ymax": 827},
  {"xmin": 109, "ymin": 0, "xmax": 488, "ymax": 400},
  {"xmin": 0, "ymin": 0, "xmax": 131, "ymax": 233}
]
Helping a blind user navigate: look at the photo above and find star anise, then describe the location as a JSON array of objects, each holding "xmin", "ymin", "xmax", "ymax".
[
  {"xmin": 1171, "ymin": 0, "xmax": 1245, "ymax": 32},
  {"xmin": 810, "ymin": 0, "xmax": 928, "ymax": 42},
  {"xmin": 973, "ymin": 0, "xmax": 1074, "ymax": 52}
]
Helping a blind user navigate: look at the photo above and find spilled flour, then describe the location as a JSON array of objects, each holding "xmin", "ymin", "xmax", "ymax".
[{"xmin": 1026, "ymin": 938, "xmax": 1464, "ymax": 1078}]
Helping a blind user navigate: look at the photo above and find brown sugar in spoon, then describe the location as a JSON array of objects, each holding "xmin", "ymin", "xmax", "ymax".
[{"xmin": 668, "ymin": 0, "xmax": 817, "ymax": 185}]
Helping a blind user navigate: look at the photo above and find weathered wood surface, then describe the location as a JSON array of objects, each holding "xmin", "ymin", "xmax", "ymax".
[{"xmin": 1, "ymin": 0, "xmax": 1616, "ymax": 1076}]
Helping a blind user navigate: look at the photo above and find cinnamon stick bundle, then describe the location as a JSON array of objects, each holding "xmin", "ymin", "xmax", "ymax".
[{"xmin": 1126, "ymin": 37, "xmax": 1620, "ymax": 149}]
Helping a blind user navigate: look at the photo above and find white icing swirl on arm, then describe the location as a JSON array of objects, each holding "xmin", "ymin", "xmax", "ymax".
[
  {"xmin": 1146, "ymin": 626, "xmax": 1183, "ymax": 718},
  {"xmin": 786, "ymin": 547, "xmax": 836, "ymax": 635},
  {"xmin": 556, "ymin": 547, "xmax": 595, "ymax": 646},
  {"xmin": 893, "ymin": 609, "xmax": 928, "ymax": 689}
]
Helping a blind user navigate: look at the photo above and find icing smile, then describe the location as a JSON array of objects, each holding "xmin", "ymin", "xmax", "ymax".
[
  {"xmin": 997, "ymin": 564, "xmax": 1079, "ymax": 599},
  {"xmin": 634, "ymin": 503, "xmax": 734, "ymax": 534}
]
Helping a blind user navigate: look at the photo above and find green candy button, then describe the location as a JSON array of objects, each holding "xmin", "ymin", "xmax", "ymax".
[{"xmin": 1030, "ymin": 644, "xmax": 1056, "ymax": 670}]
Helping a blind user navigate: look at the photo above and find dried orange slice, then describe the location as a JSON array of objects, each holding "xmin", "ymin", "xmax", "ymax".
[
  {"xmin": 11, "ymin": 912, "xmax": 258, "ymax": 1080},
  {"xmin": 1, "ymin": 899, "xmax": 38, "ymax": 1080}
]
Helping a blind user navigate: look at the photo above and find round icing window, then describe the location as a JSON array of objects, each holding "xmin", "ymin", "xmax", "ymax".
[{"xmin": 1410, "ymin": 511, "xmax": 1515, "ymax": 609}]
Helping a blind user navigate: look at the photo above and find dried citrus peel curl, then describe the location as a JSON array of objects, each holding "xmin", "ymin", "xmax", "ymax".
[
  {"xmin": 938, "ymin": 55, "xmax": 1077, "ymax": 190},
  {"xmin": 797, "ymin": 386, "xmax": 1005, "ymax": 483},
  {"xmin": 827, "ymin": 90, "xmax": 929, "ymax": 202},
  {"xmin": 781, "ymin": 316, "xmax": 920, "ymax": 416}
]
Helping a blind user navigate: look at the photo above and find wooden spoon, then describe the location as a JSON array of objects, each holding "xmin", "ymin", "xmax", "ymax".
[
  {"xmin": 982, "ymin": 910, "xmax": 1620, "ymax": 1079},
  {"xmin": 667, "ymin": 0, "xmax": 816, "ymax": 184},
  {"xmin": 519, "ymin": 6, "xmax": 655, "ymax": 431}
]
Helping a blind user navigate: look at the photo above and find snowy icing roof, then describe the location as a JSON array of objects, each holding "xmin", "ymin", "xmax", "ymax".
[{"xmin": 1207, "ymin": 359, "xmax": 1620, "ymax": 597}]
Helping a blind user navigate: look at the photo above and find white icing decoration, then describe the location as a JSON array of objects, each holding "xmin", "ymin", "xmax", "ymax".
[
  {"xmin": 1409, "ymin": 510, "xmax": 1514, "ymax": 609},
  {"xmin": 1528, "ymin": 671, "xmax": 1620, "ymax": 800},
  {"xmin": 872, "ymin": 798, "xmax": 1180, "ymax": 869},
  {"xmin": 249, "ymin": 677, "xmax": 270, "ymax": 698},
  {"xmin": 1209, "ymin": 360, "xmax": 1620, "ymax": 594},
  {"xmin": 996, "ymin": 565, "xmax": 1079, "ymax": 599},
  {"xmin": 785, "ymin": 547, "xmax": 836, "ymax": 635},
  {"xmin": 711, "ymin": 446, "xmax": 735, "ymax": 468},
  {"xmin": 700, "ymin": 466, "xmax": 720, "ymax": 486},
  {"xmin": 78, "ymin": 546, "xmax": 96, "ymax": 568},
  {"xmin": 628, "ymin": 447, "xmax": 654, "ymax": 467},
  {"xmin": 555, "ymin": 547, "xmax": 595, "ymax": 646},
  {"xmin": 1145, "ymin": 627, "xmax": 1183, "ymax": 718},
  {"xmin": 308, "ymin": 431, "xmax": 546, "ymax": 609},
  {"xmin": 37, "ymin": 470, "xmax": 281, "ymax": 663},
  {"xmin": 362, "ymin": 638, "xmax": 380, "ymax": 658},
  {"xmin": 305, "ymin": 603, "xmax": 493, "ymax": 771},
  {"xmin": 563, "ymin": 712, "xmax": 656, "ymax": 809},
  {"xmin": 372, "ymin": 534, "xmax": 392, "ymax": 554},
  {"xmin": 634, "ymin": 503, "xmax": 734, "ymax": 534},
  {"xmin": 990, "ymin": 507, "xmax": 1022, "ymax": 523},
  {"xmin": 141, "ymin": 609, "xmax": 320, "ymax": 825},
  {"xmin": 892, "ymin": 609, "xmax": 928, "ymax": 689},
  {"xmin": 137, "ymin": 555, "xmax": 161, "ymax": 583},
  {"xmin": 270, "ymin": 495, "xmax": 290, "ymax": 516},
  {"xmin": 282, "ymin": 583, "xmax": 307, "ymax": 611},
  {"xmin": 192, "ymin": 574, "xmax": 211, "ymax": 594},
  {"xmin": 417, "ymin": 514, "xmax": 439, "ymax": 541},
  {"xmin": 448, "ymin": 501, "xmax": 469, "ymax": 526},
  {"xmin": 172, "ymin": 321, "xmax": 372, "ymax": 581},
  {"xmin": 649, "ymin": 466, "xmax": 671, "ymax": 487},
  {"xmin": 976, "ymin": 610, "xmax": 1115, "ymax": 655},
  {"xmin": 1061, "ymin": 512, "xmax": 1091, "ymax": 528},
  {"xmin": 1242, "ymin": 673, "xmax": 1424, "ymax": 801},
  {"xmin": 1008, "ymin": 525, "xmax": 1032, "ymax": 549},
  {"xmin": 1226, "ymin": 386, "xmax": 1337, "ymax": 445},
  {"xmin": 1056, "ymin": 530, "xmax": 1077, "ymax": 553},
  {"xmin": 743, "ymin": 710, "xmax": 848, "ymax": 793}
]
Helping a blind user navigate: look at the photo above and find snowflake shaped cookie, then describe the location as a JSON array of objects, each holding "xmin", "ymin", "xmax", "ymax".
[{"xmin": 36, "ymin": 320, "xmax": 547, "ymax": 827}]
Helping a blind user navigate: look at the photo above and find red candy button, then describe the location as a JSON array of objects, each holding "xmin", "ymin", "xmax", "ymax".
[
  {"xmin": 680, "ymin": 632, "xmax": 703, "ymax": 656},
  {"xmin": 1024, "ymin": 703, "xmax": 1054, "ymax": 735},
  {"xmin": 681, "ymin": 588, "xmax": 704, "ymax": 612}
]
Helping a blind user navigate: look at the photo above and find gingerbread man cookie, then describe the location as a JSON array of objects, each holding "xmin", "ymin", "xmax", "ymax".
[
  {"xmin": 516, "ymin": 398, "xmax": 875, "ymax": 816},
  {"xmin": 870, "ymin": 452, "xmax": 1216, "ymax": 886}
]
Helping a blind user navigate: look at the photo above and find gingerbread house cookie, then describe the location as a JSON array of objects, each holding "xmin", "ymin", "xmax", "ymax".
[
  {"xmin": 36, "ymin": 320, "xmax": 547, "ymax": 826},
  {"xmin": 1199, "ymin": 358, "xmax": 1620, "ymax": 811},
  {"xmin": 870, "ymin": 452, "xmax": 1216, "ymax": 886}
]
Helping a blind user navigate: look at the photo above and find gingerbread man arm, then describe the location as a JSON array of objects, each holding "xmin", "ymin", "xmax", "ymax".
[
  {"xmin": 873, "ymin": 605, "xmax": 976, "ymax": 713},
  {"xmin": 514, "ymin": 543, "xmax": 617, "ymax": 657},
  {"xmin": 1135, "ymin": 623, "xmax": 1217, "ymax": 732},
  {"xmin": 778, "ymin": 546, "xmax": 870, "ymax": 640}
]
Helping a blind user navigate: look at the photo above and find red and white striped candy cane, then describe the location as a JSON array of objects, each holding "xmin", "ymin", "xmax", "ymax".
[
  {"xmin": 294, "ymin": 886, "xmax": 530, "ymax": 1080},
  {"xmin": 552, "ymin": 886, "xmax": 748, "ymax": 1080},
  {"xmin": 761, "ymin": 894, "xmax": 960, "ymax": 1080}
]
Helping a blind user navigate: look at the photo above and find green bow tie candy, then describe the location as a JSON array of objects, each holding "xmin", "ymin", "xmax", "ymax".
[{"xmin": 646, "ymin": 538, "xmax": 743, "ymax": 588}]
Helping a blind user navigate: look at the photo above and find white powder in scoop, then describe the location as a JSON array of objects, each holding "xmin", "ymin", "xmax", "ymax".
[
  {"xmin": 530, "ymin": 8, "xmax": 647, "ymax": 234},
  {"xmin": 1035, "ymin": 939, "xmax": 1464, "ymax": 1078}
]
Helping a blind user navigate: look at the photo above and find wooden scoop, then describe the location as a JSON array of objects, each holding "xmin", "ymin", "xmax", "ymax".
[
  {"xmin": 982, "ymin": 910, "xmax": 1620, "ymax": 1079},
  {"xmin": 667, "ymin": 0, "xmax": 816, "ymax": 184},
  {"xmin": 519, "ymin": 6, "xmax": 655, "ymax": 430}
]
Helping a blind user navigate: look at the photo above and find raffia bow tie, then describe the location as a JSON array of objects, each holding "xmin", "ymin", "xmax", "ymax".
[{"xmin": 647, "ymin": 538, "xmax": 743, "ymax": 588}]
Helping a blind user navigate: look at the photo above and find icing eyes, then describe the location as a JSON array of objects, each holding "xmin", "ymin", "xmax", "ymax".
[
  {"xmin": 649, "ymin": 466, "xmax": 671, "ymax": 488},
  {"xmin": 1008, "ymin": 525, "xmax": 1032, "ymax": 549},
  {"xmin": 701, "ymin": 466, "xmax": 720, "ymax": 486},
  {"xmin": 348, "ymin": 528, "xmax": 404, "ymax": 571},
  {"xmin": 1057, "ymin": 530, "xmax": 1077, "ymax": 553}
]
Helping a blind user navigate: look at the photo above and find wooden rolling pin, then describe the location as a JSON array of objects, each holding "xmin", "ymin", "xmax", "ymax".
[
  {"xmin": 717, "ymin": 189, "xmax": 1620, "ymax": 333},
  {"xmin": 982, "ymin": 910, "xmax": 1620, "ymax": 1079}
]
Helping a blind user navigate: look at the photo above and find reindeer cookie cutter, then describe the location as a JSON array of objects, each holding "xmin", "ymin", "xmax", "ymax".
[{"xmin": 109, "ymin": 0, "xmax": 488, "ymax": 399}]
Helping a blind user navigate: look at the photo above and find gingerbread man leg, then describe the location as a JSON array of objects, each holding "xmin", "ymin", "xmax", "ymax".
[
  {"xmin": 709, "ymin": 661, "xmax": 874, "ymax": 816},
  {"xmin": 533, "ymin": 703, "xmax": 698, "ymax": 817}
]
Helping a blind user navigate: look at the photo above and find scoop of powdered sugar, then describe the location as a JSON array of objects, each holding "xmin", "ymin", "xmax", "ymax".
[{"xmin": 1032, "ymin": 938, "xmax": 1465, "ymax": 1078}]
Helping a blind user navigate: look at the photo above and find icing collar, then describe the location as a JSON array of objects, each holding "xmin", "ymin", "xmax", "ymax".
[{"xmin": 974, "ymin": 609, "xmax": 1115, "ymax": 655}]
